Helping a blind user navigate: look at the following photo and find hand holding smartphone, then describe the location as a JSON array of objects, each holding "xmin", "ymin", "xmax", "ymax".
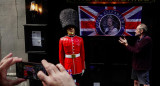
[{"xmin": 16, "ymin": 62, "xmax": 47, "ymax": 80}]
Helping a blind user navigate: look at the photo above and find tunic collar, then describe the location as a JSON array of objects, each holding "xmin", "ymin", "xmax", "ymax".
[{"xmin": 67, "ymin": 35, "xmax": 76, "ymax": 37}]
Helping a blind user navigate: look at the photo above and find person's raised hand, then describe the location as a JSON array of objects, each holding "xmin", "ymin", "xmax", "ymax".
[{"xmin": 119, "ymin": 37, "xmax": 128, "ymax": 46}]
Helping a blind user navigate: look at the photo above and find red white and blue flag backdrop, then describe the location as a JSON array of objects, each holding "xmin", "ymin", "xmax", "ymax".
[{"xmin": 78, "ymin": 6, "xmax": 142, "ymax": 36}]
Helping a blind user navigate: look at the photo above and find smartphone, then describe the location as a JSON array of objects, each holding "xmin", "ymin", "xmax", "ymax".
[{"xmin": 16, "ymin": 62, "xmax": 47, "ymax": 80}]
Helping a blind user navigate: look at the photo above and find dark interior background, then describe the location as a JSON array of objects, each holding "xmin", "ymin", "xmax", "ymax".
[{"xmin": 25, "ymin": 0, "xmax": 160, "ymax": 86}]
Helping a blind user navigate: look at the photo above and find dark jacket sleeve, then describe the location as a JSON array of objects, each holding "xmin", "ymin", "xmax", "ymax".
[{"xmin": 126, "ymin": 36, "xmax": 152, "ymax": 54}]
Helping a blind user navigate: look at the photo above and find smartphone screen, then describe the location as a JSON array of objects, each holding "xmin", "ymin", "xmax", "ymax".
[{"xmin": 16, "ymin": 62, "xmax": 47, "ymax": 80}]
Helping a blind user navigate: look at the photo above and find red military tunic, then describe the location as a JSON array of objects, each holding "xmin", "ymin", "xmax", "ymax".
[{"xmin": 59, "ymin": 35, "xmax": 85, "ymax": 75}]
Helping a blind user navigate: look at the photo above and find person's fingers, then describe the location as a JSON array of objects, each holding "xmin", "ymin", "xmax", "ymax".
[
  {"xmin": 123, "ymin": 37, "xmax": 127, "ymax": 41},
  {"xmin": 9, "ymin": 78, "xmax": 26, "ymax": 85},
  {"xmin": 0, "ymin": 58, "xmax": 13, "ymax": 70},
  {"xmin": 10, "ymin": 57, "xmax": 22, "ymax": 66},
  {"xmin": 42, "ymin": 81, "xmax": 47, "ymax": 86},
  {"xmin": 1, "ymin": 57, "xmax": 22, "ymax": 70},
  {"xmin": 41, "ymin": 60, "xmax": 55, "ymax": 75},
  {"xmin": 0, "ymin": 53, "xmax": 13, "ymax": 65},
  {"xmin": 119, "ymin": 38, "xmax": 122, "ymax": 42},
  {"xmin": 56, "ymin": 63, "xmax": 66, "ymax": 72},
  {"xmin": 48, "ymin": 63, "xmax": 59, "ymax": 73},
  {"xmin": 118, "ymin": 39, "xmax": 123, "ymax": 44},
  {"xmin": 119, "ymin": 37, "xmax": 124, "ymax": 41},
  {"xmin": 119, "ymin": 37, "xmax": 126, "ymax": 43},
  {"xmin": 3, "ymin": 53, "xmax": 13, "ymax": 60},
  {"xmin": 37, "ymin": 71, "xmax": 50, "ymax": 84},
  {"xmin": 37, "ymin": 71, "xmax": 47, "ymax": 80}
]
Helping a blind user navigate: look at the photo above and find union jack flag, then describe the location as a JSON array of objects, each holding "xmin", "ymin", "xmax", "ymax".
[{"xmin": 78, "ymin": 6, "xmax": 142, "ymax": 36}]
